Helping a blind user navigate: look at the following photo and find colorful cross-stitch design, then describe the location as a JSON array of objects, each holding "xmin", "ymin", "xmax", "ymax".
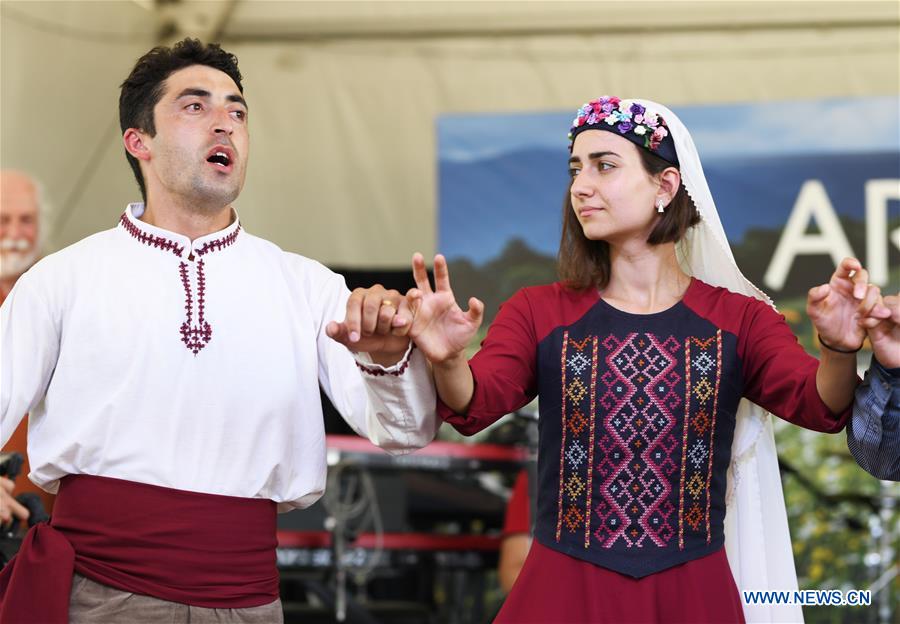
[
  {"xmin": 556, "ymin": 331, "xmax": 598, "ymax": 545},
  {"xmin": 592, "ymin": 333, "xmax": 682, "ymax": 548},
  {"xmin": 678, "ymin": 331, "xmax": 723, "ymax": 548}
]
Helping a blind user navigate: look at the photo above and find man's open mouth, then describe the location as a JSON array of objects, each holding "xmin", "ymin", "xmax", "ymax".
[{"xmin": 207, "ymin": 151, "xmax": 231, "ymax": 167}]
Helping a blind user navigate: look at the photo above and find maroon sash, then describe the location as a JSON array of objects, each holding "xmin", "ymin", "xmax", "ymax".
[{"xmin": 0, "ymin": 474, "xmax": 279, "ymax": 624}]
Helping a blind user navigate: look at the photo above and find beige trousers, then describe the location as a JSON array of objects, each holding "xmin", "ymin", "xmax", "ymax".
[{"xmin": 68, "ymin": 573, "xmax": 284, "ymax": 624}]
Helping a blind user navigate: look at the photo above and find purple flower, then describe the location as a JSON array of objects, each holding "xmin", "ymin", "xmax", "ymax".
[
  {"xmin": 617, "ymin": 121, "xmax": 634, "ymax": 134},
  {"xmin": 630, "ymin": 103, "xmax": 645, "ymax": 116},
  {"xmin": 601, "ymin": 101, "xmax": 615, "ymax": 114},
  {"xmin": 587, "ymin": 113, "xmax": 599, "ymax": 125}
]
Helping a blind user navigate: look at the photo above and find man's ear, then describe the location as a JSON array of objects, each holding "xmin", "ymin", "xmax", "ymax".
[{"xmin": 123, "ymin": 129, "xmax": 151, "ymax": 161}]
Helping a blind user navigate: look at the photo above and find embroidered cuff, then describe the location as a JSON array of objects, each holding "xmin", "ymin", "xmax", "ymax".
[{"xmin": 354, "ymin": 342, "xmax": 415, "ymax": 377}]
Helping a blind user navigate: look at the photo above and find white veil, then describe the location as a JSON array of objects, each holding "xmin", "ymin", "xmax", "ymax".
[{"xmin": 634, "ymin": 99, "xmax": 805, "ymax": 624}]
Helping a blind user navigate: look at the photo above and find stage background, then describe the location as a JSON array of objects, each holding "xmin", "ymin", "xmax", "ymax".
[{"xmin": 2, "ymin": 2, "xmax": 898, "ymax": 622}]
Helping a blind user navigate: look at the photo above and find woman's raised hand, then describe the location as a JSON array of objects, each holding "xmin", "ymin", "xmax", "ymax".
[
  {"xmin": 807, "ymin": 257, "xmax": 887, "ymax": 352},
  {"xmin": 407, "ymin": 253, "xmax": 484, "ymax": 364}
]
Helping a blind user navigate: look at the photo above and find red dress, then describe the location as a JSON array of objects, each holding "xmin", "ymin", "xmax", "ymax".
[
  {"xmin": 499, "ymin": 541, "xmax": 743, "ymax": 623},
  {"xmin": 439, "ymin": 279, "xmax": 849, "ymax": 623}
]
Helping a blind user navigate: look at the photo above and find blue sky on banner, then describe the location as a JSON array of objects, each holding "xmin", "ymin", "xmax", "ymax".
[{"xmin": 437, "ymin": 96, "xmax": 900, "ymax": 267}]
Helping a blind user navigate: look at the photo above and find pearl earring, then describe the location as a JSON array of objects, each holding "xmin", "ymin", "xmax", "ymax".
[{"xmin": 656, "ymin": 200, "xmax": 665, "ymax": 213}]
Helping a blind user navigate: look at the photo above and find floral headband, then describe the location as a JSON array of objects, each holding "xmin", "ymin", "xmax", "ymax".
[{"xmin": 568, "ymin": 97, "xmax": 679, "ymax": 165}]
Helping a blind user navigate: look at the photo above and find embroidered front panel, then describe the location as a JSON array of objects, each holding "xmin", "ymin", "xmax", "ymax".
[
  {"xmin": 545, "ymin": 323, "xmax": 735, "ymax": 567},
  {"xmin": 178, "ymin": 260, "xmax": 212, "ymax": 355},
  {"xmin": 535, "ymin": 296, "xmax": 741, "ymax": 576},
  {"xmin": 677, "ymin": 331, "xmax": 722, "ymax": 547},
  {"xmin": 119, "ymin": 214, "xmax": 241, "ymax": 356},
  {"xmin": 593, "ymin": 333, "xmax": 682, "ymax": 549},
  {"xmin": 555, "ymin": 332, "xmax": 599, "ymax": 545}
]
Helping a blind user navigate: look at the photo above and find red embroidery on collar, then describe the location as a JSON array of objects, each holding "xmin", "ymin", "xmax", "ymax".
[
  {"xmin": 196, "ymin": 226, "xmax": 241, "ymax": 257},
  {"xmin": 119, "ymin": 214, "xmax": 185, "ymax": 257},
  {"xmin": 179, "ymin": 260, "xmax": 213, "ymax": 355},
  {"xmin": 119, "ymin": 214, "xmax": 241, "ymax": 258}
]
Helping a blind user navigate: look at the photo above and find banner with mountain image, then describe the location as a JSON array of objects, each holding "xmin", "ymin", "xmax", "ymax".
[{"xmin": 438, "ymin": 97, "xmax": 900, "ymax": 352}]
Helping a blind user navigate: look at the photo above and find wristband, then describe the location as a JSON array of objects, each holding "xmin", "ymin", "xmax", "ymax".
[{"xmin": 817, "ymin": 334, "xmax": 861, "ymax": 354}]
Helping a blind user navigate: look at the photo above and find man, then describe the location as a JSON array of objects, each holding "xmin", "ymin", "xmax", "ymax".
[
  {"xmin": 850, "ymin": 291, "xmax": 900, "ymax": 480},
  {"xmin": 0, "ymin": 170, "xmax": 53, "ymax": 527},
  {"xmin": 0, "ymin": 171, "xmax": 41, "ymax": 302},
  {"xmin": 0, "ymin": 39, "xmax": 437, "ymax": 623}
]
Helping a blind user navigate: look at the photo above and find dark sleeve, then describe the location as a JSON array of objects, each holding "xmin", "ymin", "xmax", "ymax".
[
  {"xmin": 740, "ymin": 299, "xmax": 851, "ymax": 433},
  {"xmin": 847, "ymin": 357, "xmax": 900, "ymax": 480},
  {"xmin": 502, "ymin": 470, "xmax": 531, "ymax": 536},
  {"xmin": 438, "ymin": 289, "xmax": 538, "ymax": 435}
]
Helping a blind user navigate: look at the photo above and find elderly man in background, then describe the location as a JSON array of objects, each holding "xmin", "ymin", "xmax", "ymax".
[
  {"xmin": 0, "ymin": 170, "xmax": 54, "ymax": 527},
  {"xmin": 0, "ymin": 171, "xmax": 41, "ymax": 301}
]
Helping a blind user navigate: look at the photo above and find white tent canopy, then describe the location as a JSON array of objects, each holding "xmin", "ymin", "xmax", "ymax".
[{"xmin": 2, "ymin": 0, "xmax": 898, "ymax": 267}]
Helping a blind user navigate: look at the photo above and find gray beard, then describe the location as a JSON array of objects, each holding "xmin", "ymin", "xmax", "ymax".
[{"xmin": 1, "ymin": 249, "xmax": 38, "ymax": 280}]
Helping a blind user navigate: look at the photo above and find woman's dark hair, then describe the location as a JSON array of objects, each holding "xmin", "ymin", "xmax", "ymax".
[
  {"xmin": 557, "ymin": 146, "xmax": 700, "ymax": 291},
  {"xmin": 119, "ymin": 38, "xmax": 243, "ymax": 201}
]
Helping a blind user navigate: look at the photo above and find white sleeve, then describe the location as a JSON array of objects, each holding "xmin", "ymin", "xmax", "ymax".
[
  {"xmin": 1, "ymin": 269, "xmax": 61, "ymax": 447},
  {"xmin": 305, "ymin": 260, "xmax": 439, "ymax": 454}
]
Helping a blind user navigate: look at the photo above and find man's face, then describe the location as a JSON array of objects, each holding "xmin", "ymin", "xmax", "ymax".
[
  {"xmin": 0, "ymin": 171, "xmax": 40, "ymax": 280},
  {"xmin": 141, "ymin": 65, "xmax": 249, "ymax": 211}
]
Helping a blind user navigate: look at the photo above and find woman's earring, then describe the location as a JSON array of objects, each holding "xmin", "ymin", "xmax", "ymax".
[{"xmin": 656, "ymin": 199, "xmax": 665, "ymax": 213}]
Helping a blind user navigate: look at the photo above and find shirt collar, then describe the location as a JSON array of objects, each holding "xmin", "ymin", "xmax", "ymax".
[{"xmin": 118, "ymin": 202, "xmax": 242, "ymax": 259}]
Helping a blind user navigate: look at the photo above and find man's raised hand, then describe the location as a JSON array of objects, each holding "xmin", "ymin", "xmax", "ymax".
[{"xmin": 326, "ymin": 284, "xmax": 414, "ymax": 366}]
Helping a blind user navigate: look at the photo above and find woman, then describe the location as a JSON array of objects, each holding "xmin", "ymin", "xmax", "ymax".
[{"xmin": 400, "ymin": 98, "xmax": 881, "ymax": 622}]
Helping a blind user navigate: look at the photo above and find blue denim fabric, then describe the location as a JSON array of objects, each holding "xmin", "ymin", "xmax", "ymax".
[{"xmin": 847, "ymin": 356, "xmax": 900, "ymax": 480}]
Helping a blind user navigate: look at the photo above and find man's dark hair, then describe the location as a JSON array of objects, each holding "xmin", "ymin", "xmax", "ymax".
[{"xmin": 119, "ymin": 38, "xmax": 243, "ymax": 201}]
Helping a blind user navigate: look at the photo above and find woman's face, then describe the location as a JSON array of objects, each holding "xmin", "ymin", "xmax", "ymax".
[{"xmin": 568, "ymin": 130, "xmax": 662, "ymax": 244}]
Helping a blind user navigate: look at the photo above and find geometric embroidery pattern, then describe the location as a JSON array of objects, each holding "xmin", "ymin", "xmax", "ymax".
[
  {"xmin": 567, "ymin": 409, "xmax": 588, "ymax": 436},
  {"xmin": 685, "ymin": 503, "xmax": 703, "ymax": 531},
  {"xmin": 556, "ymin": 331, "xmax": 598, "ymax": 545},
  {"xmin": 584, "ymin": 336, "xmax": 599, "ymax": 548},
  {"xmin": 592, "ymin": 333, "xmax": 682, "ymax": 549},
  {"xmin": 566, "ymin": 441, "xmax": 587, "ymax": 469},
  {"xmin": 568, "ymin": 351, "xmax": 591, "ymax": 376},
  {"xmin": 693, "ymin": 377, "xmax": 714, "ymax": 403},
  {"xmin": 563, "ymin": 506, "xmax": 585, "ymax": 532},
  {"xmin": 691, "ymin": 410, "xmax": 711, "ymax": 435},
  {"xmin": 687, "ymin": 440, "xmax": 709, "ymax": 470},
  {"xmin": 678, "ymin": 331, "xmax": 722, "ymax": 548},
  {"xmin": 567, "ymin": 378, "xmax": 587, "ymax": 404},
  {"xmin": 686, "ymin": 472, "xmax": 705, "ymax": 498},
  {"xmin": 565, "ymin": 474, "xmax": 586, "ymax": 498}
]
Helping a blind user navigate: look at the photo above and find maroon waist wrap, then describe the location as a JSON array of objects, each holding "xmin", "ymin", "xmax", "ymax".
[{"xmin": 0, "ymin": 474, "xmax": 279, "ymax": 624}]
